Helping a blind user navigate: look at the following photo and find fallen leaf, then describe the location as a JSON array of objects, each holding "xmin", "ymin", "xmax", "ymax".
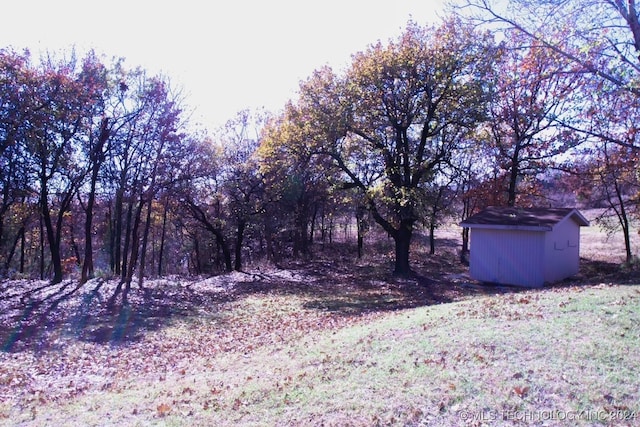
[
  {"xmin": 513, "ymin": 386, "xmax": 530, "ymax": 398},
  {"xmin": 232, "ymin": 398, "xmax": 242, "ymax": 410},
  {"xmin": 157, "ymin": 403, "xmax": 171, "ymax": 417}
]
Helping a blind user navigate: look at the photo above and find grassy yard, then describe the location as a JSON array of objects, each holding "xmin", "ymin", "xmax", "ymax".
[
  {"xmin": 0, "ymin": 218, "xmax": 638, "ymax": 426},
  {"xmin": 579, "ymin": 209, "xmax": 640, "ymax": 264}
]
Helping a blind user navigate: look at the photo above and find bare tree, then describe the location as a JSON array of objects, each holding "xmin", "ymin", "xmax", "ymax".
[{"xmin": 460, "ymin": 0, "xmax": 640, "ymax": 98}]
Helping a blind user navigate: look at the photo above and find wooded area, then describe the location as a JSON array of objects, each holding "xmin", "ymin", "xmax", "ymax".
[{"xmin": 1, "ymin": 0, "xmax": 639, "ymax": 289}]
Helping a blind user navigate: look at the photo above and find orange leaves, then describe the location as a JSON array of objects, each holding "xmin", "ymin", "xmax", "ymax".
[
  {"xmin": 513, "ymin": 385, "xmax": 530, "ymax": 399},
  {"xmin": 156, "ymin": 402, "xmax": 171, "ymax": 417},
  {"xmin": 511, "ymin": 370, "xmax": 533, "ymax": 399}
]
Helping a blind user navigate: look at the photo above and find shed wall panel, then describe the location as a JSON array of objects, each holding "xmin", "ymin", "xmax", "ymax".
[
  {"xmin": 544, "ymin": 217, "xmax": 581, "ymax": 282},
  {"xmin": 469, "ymin": 229, "xmax": 545, "ymax": 287}
]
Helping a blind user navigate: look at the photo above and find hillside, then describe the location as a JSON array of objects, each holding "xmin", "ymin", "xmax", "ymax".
[
  {"xmin": 1, "ymin": 218, "xmax": 638, "ymax": 426},
  {"xmin": 1, "ymin": 276, "xmax": 638, "ymax": 425}
]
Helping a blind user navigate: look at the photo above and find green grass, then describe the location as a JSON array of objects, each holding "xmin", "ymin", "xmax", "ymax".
[{"xmin": 3, "ymin": 284, "xmax": 638, "ymax": 426}]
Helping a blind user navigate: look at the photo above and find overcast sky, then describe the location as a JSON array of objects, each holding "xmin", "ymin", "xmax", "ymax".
[{"xmin": 2, "ymin": 0, "xmax": 447, "ymax": 130}]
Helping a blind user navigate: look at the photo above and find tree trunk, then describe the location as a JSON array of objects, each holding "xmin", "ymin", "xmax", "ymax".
[
  {"xmin": 309, "ymin": 203, "xmax": 318, "ymax": 245},
  {"xmin": 429, "ymin": 220, "xmax": 436, "ymax": 255},
  {"xmin": 186, "ymin": 201, "xmax": 233, "ymax": 272},
  {"xmin": 320, "ymin": 204, "xmax": 326, "ymax": 244},
  {"xmin": 292, "ymin": 228, "xmax": 300, "ymax": 259},
  {"xmin": 0, "ymin": 216, "xmax": 4, "ymax": 254},
  {"xmin": 460, "ymin": 226, "xmax": 470, "ymax": 265},
  {"xmin": 460, "ymin": 190, "xmax": 472, "ymax": 265},
  {"xmin": 107, "ymin": 207, "xmax": 115, "ymax": 273},
  {"xmin": 5, "ymin": 225, "xmax": 25, "ymax": 271},
  {"xmin": 39, "ymin": 213, "xmax": 45, "ymax": 280},
  {"xmin": 81, "ymin": 186, "xmax": 96, "ymax": 283},
  {"xmin": 393, "ymin": 221, "xmax": 413, "ymax": 276},
  {"xmin": 158, "ymin": 197, "xmax": 169, "ymax": 277},
  {"xmin": 507, "ymin": 149, "xmax": 521, "ymax": 207},
  {"xmin": 81, "ymin": 118, "xmax": 109, "ymax": 284},
  {"xmin": 264, "ymin": 215, "xmax": 276, "ymax": 263},
  {"xmin": 221, "ymin": 235, "xmax": 233, "ymax": 272},
  {"xmin": 138, "ymin": 197, "xmax": 154, "ymax": 287},
  {"xmin": 120, "ymin": 200, "xmax": 134, "ymax": 283},
  {"xmin": 613, "ymin": 178, "xmax": 633, "ymax": 264},
  {"xmin": 328, "ymin": 216, "xmax": 333, "ymax": 245},
  {"xmin": 125, "ymin": 197, "xmax": 144, "ymax": 287},
  {"xmin": 622, "ymin": 220, "xmax": 632, "ymax": 264},
  {"xmin": 192, "ymin": 235, "xmax": 202, "ymax": 274},
  {"xmin": 293, "ymin": 200, "xmax": 310, "ymax": 258},
  {"xmin": 40, "ymin": 190, "xmax": 63, "ymax": 284},
  {"xmin": 19, "ymin": 225, "xmax": 25, "ymax": 273},
  {"xmin": 356, "ymin": 206, "xmax": 366, "ymax": 259},
  {"xmin": 234, "ymin": 219, "xmax": 246, "ymax": 271},
  {"xmin": 113, "ymin": 190, "xmax": 124, "ymax": 275},
  {"xmin": 68, "ymin": 221, "xmax": 82, "ymax": 268}
]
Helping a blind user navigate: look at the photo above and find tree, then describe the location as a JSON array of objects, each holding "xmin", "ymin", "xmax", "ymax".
[
  {"xmin": 24, "ymin": 52, "xmax": 104, "ymax": 284},
  {"xmin": 134, "ymin": 79, "xmax": 185, "ymax": 287},
  {"xmin": 461, "ymin": 0, "xmax": 640, "ymax": 99},
  {"xmin": 216, "ymin": 109, "xmax": 268, "ymax": 271},
  {"xmin": 76, "ymin": 52, "xmax": 110, "ymax": 283},
  {"xmin": 574, "ymin": 142, "xmax": 638, "ymax": 263},
  {"xmin": 175, "ymin": 132, "xmax": 235, "ymax": 273},
  {"xmin": 102, "ymin": 68, "xmax": 183, "ymax": 285},
  {"xmin": 0, "ymin": 49, "xmax": 34, "ymax": 158},
  {"xmin": 259, "ymin": 105, "xmax": 338, "ymax": 262},
  {"xmin": 567, "ymin": 84, "xmax": 640, "ymax": 262},
  {"xmin": 291, "ymin": 19, "xmax": 495, "ymax": 275},
  {"xmin": 452, "ymin": 139, "xmax": 490, "ymax": 263},
  {"xmin": 485, "ymin": 31, "xmax": 583, "ymax": 206},
  {"xmin": 423, "ymin": 172, "xmax": 457, "ymax": 255},
  {"xmin": 1, "ymin": 48, "xmax": 218, "ymax": 281},
  {"xmin": 1, "ymin": 49, "xmax": 42, "ymax": 274}
]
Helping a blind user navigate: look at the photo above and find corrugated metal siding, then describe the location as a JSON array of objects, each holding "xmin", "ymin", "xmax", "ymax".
[
  {"xmin": 469, "ymin": 228, "xmax": 545, "ymax": 287},
  {"xmin": 544, "ymin": 217, "xmax": 580, "ymax": 283}
]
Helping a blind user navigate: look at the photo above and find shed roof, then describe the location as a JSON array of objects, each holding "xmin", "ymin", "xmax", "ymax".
[{"xmin": 460, "ymin": 206, "xmax": 589, "ymax": 231}]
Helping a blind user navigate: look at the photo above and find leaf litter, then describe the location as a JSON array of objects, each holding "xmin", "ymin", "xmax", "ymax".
[{"xmin": 0, "ymin": 248, "xmax": 638, "ymax": 425}]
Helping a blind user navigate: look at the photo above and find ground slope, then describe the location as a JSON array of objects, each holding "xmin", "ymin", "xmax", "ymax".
[{"xmin": 1, "ymin": 273, "xmax": 638, "ymax": 426}]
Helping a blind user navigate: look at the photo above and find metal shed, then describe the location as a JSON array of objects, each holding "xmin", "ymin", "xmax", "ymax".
[{"xmin": 460, "ymin": 207, "xmax": 590, "ymax": 287}]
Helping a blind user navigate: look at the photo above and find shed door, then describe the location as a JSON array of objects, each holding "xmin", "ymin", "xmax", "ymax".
[{"xmin": 470, "ymin": 229, "xmax": 545, "ymax": 287}]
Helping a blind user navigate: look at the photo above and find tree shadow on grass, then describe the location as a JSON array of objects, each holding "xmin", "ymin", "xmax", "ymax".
[
  {"xmin": 1, "ymin": 280, "xmax": 86, "ymax": 352},
  {"xmin": 564, "ymin": 257, "xmax": 639, "ymax": 286},
  {"xmin": 0, "ymin": 277, "xmax": 240, "ymax": 352},
  {"xmin": 234, "ymin": 247, "xmax": 520, "ymax": 316},
  {"xmin": 2, "ymin": 246, "xmax": 632, "ymax": 353},
  {"xmin": 72, "ymin": 279, "xmax": 245, "ymax": 347},
  {"xmin": 300, "ymin": 276, "xmax": 454, "ymax": 315}
]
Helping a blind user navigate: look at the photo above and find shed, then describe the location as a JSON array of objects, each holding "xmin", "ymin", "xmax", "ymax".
[{"xmin": 460, "ymin": 207, "xmax": 589, "ymax": 287}]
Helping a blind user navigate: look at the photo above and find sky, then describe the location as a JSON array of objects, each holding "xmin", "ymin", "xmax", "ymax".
[{"xmin": 2, "ymin": 0, "xmax": 447, "ymax": 130}]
